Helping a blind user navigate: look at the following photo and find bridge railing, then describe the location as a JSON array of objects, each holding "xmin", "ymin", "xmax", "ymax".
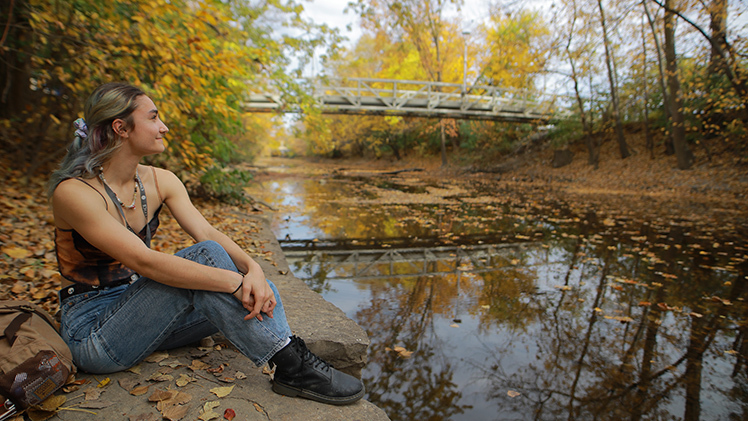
[{"xmin": 245, "ymin": 77, "xmax": 566, "ymax": 121}]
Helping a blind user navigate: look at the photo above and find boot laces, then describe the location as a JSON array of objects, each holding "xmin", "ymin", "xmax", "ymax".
[{"xmin": 291, "ymin": 336, "xmax": 331, "ymax": 371}]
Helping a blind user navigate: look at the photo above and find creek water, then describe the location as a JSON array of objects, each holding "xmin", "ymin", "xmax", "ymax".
[{"xmin": 246, "ymin": 161, "xmax": 748, "ymax": 421}]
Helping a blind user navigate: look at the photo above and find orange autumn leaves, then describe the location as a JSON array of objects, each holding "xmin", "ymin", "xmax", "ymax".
[{"xmin": 28, "ymin": 341, "xmax": 267, "ymax": 421}]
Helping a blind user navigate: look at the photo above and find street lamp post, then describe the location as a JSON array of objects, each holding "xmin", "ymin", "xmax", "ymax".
[{"xmin": 462, "ymin": 29, "xmax": 471, "ymax": 96}]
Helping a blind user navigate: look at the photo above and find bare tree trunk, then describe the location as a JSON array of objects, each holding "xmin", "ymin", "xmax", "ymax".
[
  {"xmin": 652, "ymin": 0, "xmax": 748, "ymax": 110},
  {"xmin": 566, "ymin": 0, "xmax": 598, "ymax": 168},
  {"xmin": 572, "ymin": 65, "xmax": 599, "ymax": 168},
  {"xmin": 663, "ymin": 0, "xmax": 692, "ymax": 169},
  {"xmin": 0, "ymin": 0, "xmax": 30, "ymax": 120},
  {"xmin": 643, "ymin": 1, "xmax": 675, "ymax": 155},
  {"xmin": 440, "ymin": 121, "xmax": 447, "ymax": 167},
  {"xmin": 630, "ymin": 286, "xmax": 665, "ymax": 421},
  {"xmin": 597, "ymin": 0, "xmax": 630, "ymax": 159},
  {"xmin": 701, "ymin": 0, "xmax": 729, "ymax": 142},
  {"xmin": 641, "ymin": 16, "xmax": 654, "ymax": 159}
]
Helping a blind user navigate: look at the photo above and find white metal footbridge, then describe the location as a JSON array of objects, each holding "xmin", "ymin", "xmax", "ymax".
[{"xmin": 244, "ymin": 78, "xmax": 563, "ymax": 122}]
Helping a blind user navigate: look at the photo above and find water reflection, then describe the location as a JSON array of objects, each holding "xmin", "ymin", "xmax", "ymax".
[{"xmin": 248, "ymin": 171, "xmax": 748, "ymax": 420}]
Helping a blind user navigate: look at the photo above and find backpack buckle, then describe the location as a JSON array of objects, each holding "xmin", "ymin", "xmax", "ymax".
[{"xmin": 0, "ymin": 399, "xmax": 16, "ymax": 421}]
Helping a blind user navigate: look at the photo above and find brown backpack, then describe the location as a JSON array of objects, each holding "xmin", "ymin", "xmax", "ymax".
[{"xmin": 0, "ymin": 300, "xmax": 76, "ymax": 411}]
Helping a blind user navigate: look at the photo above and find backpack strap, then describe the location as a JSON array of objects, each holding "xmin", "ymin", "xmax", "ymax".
[
  {"xmin": 2, "ymin": 313, "xmax": 32, "ymax": 347},
  {"xmin": 0, "ymin": 302, "xmax": 59, "ymax": 333}
]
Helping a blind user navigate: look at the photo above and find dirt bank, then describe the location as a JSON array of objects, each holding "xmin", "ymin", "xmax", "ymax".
[{"xmin": 250, "ymin": 131, "xmax": 748, "ymax": 229}]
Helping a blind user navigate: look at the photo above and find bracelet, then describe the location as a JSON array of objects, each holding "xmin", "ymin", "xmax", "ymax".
[{"xmin": 232, "ymin": 282, "xmax": 243, "ymax": 294}]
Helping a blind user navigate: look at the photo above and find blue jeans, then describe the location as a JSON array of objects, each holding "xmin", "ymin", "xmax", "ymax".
[{"xmin": 58, "ymin": 241, "xmax": 293, "ymax": 374}]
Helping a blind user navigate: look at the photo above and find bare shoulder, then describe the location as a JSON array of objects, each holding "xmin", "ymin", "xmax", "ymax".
[
  {"xmin": 150, "ymin": 166, "xmax": 180, "ymax": 183},
  {"xmin": 149, "ymin": 166, "xmax": 188, "ymax": 198},
  {"xmin": 53, "ymin": 177, "xmax": 105, "ymax": 205},
  {"xmin": 52, "ymin": 177, "xmax": 108, "ymax": 228}
]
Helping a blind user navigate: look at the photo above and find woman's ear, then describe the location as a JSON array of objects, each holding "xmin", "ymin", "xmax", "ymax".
[{"xmin": 112, "ymin": 119, "xmax": 129, "ymax": 138}]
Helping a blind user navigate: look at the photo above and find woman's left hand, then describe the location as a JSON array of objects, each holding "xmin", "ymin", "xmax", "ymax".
[{"xmin": 234, "ymin": 269, "xmax": 276, "ymax": 321}]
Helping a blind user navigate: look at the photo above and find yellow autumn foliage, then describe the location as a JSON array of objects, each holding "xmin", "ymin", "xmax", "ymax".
[{"xmin": 1, "ymin": 0, "xmax": 310, "ymax": 193}]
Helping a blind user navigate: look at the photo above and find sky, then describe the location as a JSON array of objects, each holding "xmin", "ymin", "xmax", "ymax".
[{"xmin": 299, "ymin": 0, "xmax": 497, "ymax": 48}]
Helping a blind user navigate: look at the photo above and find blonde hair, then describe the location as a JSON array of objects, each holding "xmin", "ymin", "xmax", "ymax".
[{"xmin": 48, "ymin": 83, "xmax": 146, "ymax": 198}]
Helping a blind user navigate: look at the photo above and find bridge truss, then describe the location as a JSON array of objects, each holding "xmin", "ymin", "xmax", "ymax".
[{"xmin": 245, "ymin": 78, "xmax": 564, "ymax": 122}]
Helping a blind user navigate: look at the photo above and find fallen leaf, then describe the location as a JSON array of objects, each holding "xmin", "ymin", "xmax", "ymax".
[
  {"xmin": 203, "ymin": 402, "xmax": 221, "ymax": 411},
  {"xmin": 161, "ymin": 403, "xmax": 190, "ymax": 421},
  {"xmin": 2, "ymin": 245, "xmax": 32, "ymax": 259},
  {"xmin": 148, "ymin": 372, "xmax": 174, "ymax": 382},
  {"xmin": 210, "ymin": 385, "xmax": 235, "ymax": 398},
  {"xmin": 207, "ymin": 364, "xmax": 225, "ymax": 374},
  {"xmin": 34, "ymin": 395, "xmax": 66, "ymax": 412},
  {"xmin": 176, "ymin": 374, "xmax": 194, "ymax": 387},
  {"xmin": 159, "ymin": 360, "xmax": 183, "ymax": 369},
  {"xmin": 234, "ymin": 371, "xmax": 247, "ymax": 380},
  {"xmin": 84, "ymin": 388, "xmax": 102, "ymax": 400},
  {"xmin": 119, "ymin": 377, "xmax": 139, "ymax": 392},
  {"xmin": 603, "ymin": 316, "xmax": 633, "ymax": 323},
  {"xmin": 253, "ymin": 403, "xmax": 265, "ymax": 414},
  {"xmin": 199, "ymin": 401, "xmax": 221, "ymax": 421},
  {"xmin": 97, "ymin": 377, "xmax": 111, "ymax": 388},
  {"xmin": 144, "ymin": 351, "xmax": 169, "ymax": 363},
  {"xmin": 131, "ymin": 385, "xmax": 150, "ymax": 396},
  {"xmin": 190, "ymin": 360, "xmax": 210, "ymax": 371},
  {"xmin": 391, "ymin": 346, "xmax": 413, "ymax": 358},
  {"xmin": 149, "ymin": 389, "xmax": 177, "ymax": 403},
  {"xmin": 507, "ymin": 390, "xmax": 521, "ymax": 398},
  {"xmin": 62, "ymin": 384, "xmax": 81, "ymax": 393},
  {"xmin": 224, "ymin": 408, "xmax": 236, "ymax": 420},
  {"xmin": 27, "ymin": 407, "xmax": 57, "ymax": 421},
  {"xmin": 151, "ymin": 390, "xmax": 192, "ymax": 414}
]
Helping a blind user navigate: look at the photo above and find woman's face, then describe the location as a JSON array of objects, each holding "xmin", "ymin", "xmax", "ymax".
[{"xmin": 124, "ymin": 95, "xmax": 169, "ymax": 155}]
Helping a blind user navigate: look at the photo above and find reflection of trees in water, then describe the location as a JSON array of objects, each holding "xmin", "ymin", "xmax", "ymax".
[
  {"xmin": 291, "ymin": 254, "xmax": 334, "ymax": 294},
  {"xmin": 280, "ymin": 175, "xmax": 748, "ymax": 419},
  {"xmin": 473, "ymin": 228, "xmax": 748, "ymax": 420},
  {"xmin": 356, "ymin": 276, "xmax": 470, "ymax": 421}
]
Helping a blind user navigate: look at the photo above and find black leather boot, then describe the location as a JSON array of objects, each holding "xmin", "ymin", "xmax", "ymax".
[{"xmin": 269, "ymin": 336, "xmax": 365, "ymax": 405}]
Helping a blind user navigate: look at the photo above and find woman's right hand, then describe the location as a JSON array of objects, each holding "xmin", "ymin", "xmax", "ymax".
[{"xmin": 233, "ymin": 269, "xmax": 276, "ymax": 322}]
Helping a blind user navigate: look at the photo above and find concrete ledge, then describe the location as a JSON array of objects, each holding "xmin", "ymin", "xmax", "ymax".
[{"xmin": 249, "ymin": 215, "xmax": 370, "ymax": 378}]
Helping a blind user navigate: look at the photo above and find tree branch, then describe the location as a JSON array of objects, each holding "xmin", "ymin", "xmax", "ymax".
[{"xmin": 0, "ymin": 0, "xmax": 14, "ymax": 48}]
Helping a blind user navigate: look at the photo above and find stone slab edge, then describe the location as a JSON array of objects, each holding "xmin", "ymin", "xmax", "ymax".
[{"xmin": 242, "ymin": 213, "xmax": 370, "ymax": 378}]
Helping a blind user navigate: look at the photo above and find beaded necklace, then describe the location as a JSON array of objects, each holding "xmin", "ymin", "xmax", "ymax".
[
  {"xmin": 99, "ymin": 167, "xmax": 139, "ymax": 210},
  {"xmin": 98, "ymin": 166, "xmax": 152, "ymax": 247}
]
